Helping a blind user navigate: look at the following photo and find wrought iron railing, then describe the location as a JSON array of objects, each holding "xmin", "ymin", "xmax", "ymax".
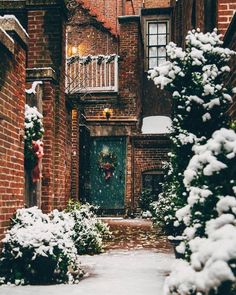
[{"xmin": 66, "ymin": 54, "xmax": 119, "ymax": 94}]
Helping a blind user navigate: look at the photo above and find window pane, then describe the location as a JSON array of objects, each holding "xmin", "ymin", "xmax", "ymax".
[
  {"xmin": 153, "ymin": 174, "xmax": 164, "ymax": 195},
  {"xmin": 149, "ymin": 47, "xmax": 157, "ymax": 57},
  {"xmin": 143, "ymin": 175, "xmax": 152, "ymax": 190},
  {"xmin": 157, "ymin": 34, "xmax": 166, "ymax": 45},
  {"xmin": 149, "ymin": 58, "xmax": 157, "ymax": 69},
  {"xmin": 158, "ymin": 57, "xmax": 167, "ymax": 65},
  {"xmin": 149, "ymin": 34, "xmax": 157, "ymax": 46},
  {"xmin": 158, "ymin": 23, "xmax": 167, "ymax": 34},
  {"xmin": 149, "ymin": 23, "xmax": 157, "ymax": 34},
  {"xmin": 158, "ymin": 46, "xmax": 166, "ymax": 57}
]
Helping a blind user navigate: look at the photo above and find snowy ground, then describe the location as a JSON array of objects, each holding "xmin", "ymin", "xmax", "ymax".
[{"xmin": 0, "ymin": 250, "xmax": 174, "ymax": 295}]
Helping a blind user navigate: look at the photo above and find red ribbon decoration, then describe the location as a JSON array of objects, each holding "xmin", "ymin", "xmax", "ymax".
[
  {"xmin": 101, "ymin": 162, "xmax": 115, "ymax": 180},
  {"xmin": 31, "ymin": 140, "xmax": 44, "ymax": 183}
]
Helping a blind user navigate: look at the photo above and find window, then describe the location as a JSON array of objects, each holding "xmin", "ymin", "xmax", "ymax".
[
  {"xmin": 146, "ymin": 20, "xmax": 170, "ymax": 69},
  {"xmin": 142, "ymin": 171, "xmax": 164, "ymax": 196}
]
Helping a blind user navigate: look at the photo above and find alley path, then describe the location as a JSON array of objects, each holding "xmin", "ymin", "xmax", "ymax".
[
  {"xmin": 0, "ymin": 219, "xmax": 174, "ymax": 295},
  {"xmin": 103, "ymin": 218, "xmax": 173, "ymax": 252}
]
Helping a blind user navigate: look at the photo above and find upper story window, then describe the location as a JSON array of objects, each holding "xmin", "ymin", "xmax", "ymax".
[{"xmin": 146, "ymin": 20, "xmax": 170, "ymax": 70}]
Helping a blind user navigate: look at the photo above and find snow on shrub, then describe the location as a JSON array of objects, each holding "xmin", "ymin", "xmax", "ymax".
[
  {"xmin": 0, "ymin": 207, "xmax": 82, "ymax": 285},
  {"xmin": 148, "ymin": 28, "xmax": 236, "ymax": 294},
  {"xmin": 65, "ymin": 200, "xmax": 111, "ymax": 255},
  {"xmin": 164, "ymin": 194, "xmax": 236, "ymax": 295},
  {"xmin": 164, "ymin": 129, "xmax": 236, "ymax": 294},
  {"xmin": 177, "ymin": 128, "xmax": 236, "ymax": 242},
  {"xmin": 148, "ymin": 28, "xmax": 235, "ymax": 236}
]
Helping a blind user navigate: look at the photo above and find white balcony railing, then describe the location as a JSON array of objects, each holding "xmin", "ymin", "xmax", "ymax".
[{"xmin": 66, "ymin": 54, "xmax": 119, "ymax": 94}]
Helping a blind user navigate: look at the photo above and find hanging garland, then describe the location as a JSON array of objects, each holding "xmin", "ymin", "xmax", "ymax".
[
  {"xmin": 24, "ymin": 104, "xmax": 44, "ymax": 182},
  {"xmin": 98, "ymin": 150, "xmax": 117, "ymax": 180}
]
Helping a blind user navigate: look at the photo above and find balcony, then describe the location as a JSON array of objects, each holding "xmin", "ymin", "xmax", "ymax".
[{"xmin": 66, "ymin": 54, "xmax": 119, "ymax": 94}]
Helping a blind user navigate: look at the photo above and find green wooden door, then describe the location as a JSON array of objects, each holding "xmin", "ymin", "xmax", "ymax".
[{"xmin": 89, "ymin": 137, "xmax": 126, "ymax": 211}]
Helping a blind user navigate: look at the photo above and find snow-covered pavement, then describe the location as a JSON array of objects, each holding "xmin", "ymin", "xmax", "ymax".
[{"xmin": 0, "ymin": 250, "xmax": 174, "ymax": 295}]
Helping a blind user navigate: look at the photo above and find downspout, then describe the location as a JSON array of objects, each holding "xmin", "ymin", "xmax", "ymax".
[
  {"xmin": 131, "ymin": 136, "xmax": 135, "ymax": 213},
  {"xmin": 122, "ymin": 0, "xmax": 126, "ymax": 15}
]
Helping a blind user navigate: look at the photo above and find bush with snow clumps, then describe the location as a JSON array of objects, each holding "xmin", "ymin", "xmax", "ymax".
[
  {"xmin": 149, "ymin": 28, "xmax": 235, "ymax": 237},
  {"xmin": 165, "ymin": 128, "xmax": 236, "ymax": 294},
  {"xmin": 0, "ymin": 207, "xmax": 83, "ymax": 285},
  {"xmin": 65, "ymin": 200, "xmax": 111, "ymax": 255}
]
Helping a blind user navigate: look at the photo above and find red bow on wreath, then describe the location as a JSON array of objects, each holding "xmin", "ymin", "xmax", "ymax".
[
  {"xmin": 98, "ymin": 151, "xmax": 117, "ymax": 180},
  {"xmin": 100, "ymin": 162, "xmax": 115, "ymax": 180}
]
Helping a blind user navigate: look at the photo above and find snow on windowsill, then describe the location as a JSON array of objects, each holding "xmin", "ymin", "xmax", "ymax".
[{"xmin": 141, "ymin": 116, "xmax": 172, "ymax": 135}]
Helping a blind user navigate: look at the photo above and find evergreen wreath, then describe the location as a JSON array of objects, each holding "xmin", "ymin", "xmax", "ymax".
[
  {"xmin": 98, "ymin": 150, "xmax": 117, "ymax": 180},
  {"xmin": 24, "ymin": 104, "xmax": 44, "ymax": 178}
]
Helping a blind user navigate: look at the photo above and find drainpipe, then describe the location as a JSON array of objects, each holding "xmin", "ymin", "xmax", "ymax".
[
  {"xmin": 131, "ymin": 136, "xmax": 135, "ymax": 213},
  {"xmin": 122, "ymin": 0, "xmax": 126, "ymax": 15}
]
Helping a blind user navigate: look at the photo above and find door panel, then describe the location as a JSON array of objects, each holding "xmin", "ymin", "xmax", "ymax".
[{"xmin": 89, "ymin": 137, "xmax": 126, "ymax": 210}]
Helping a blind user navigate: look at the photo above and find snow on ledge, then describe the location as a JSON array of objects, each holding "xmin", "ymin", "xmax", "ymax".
[{"xmin": 141, "ymin": 116, "xmax": 172, "ymax": 134}]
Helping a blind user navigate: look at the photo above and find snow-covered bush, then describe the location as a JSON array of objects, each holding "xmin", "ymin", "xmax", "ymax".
[
  {"xmin": 165, "ymin": 190, "xmax": 236, "ymax": 294},
  {"xmin": 164, "ymin": 129, "xmax": 236, "ymax": 294},
  {"xmin": 179, "ymin": 129, "xmax": 236, "ymax": 238},
  {"xmin": 150, "ymin": 162, "xmax": 186, "ymax": 235},
  {"xmin": 140, "ymin": 189, "xmax": 157, "ymax": 212},
  {"xmin": 0, "ymin": 207, "xmax": 82, "ymax": 285},
  {"xmin": 24, "ymin": 104, "xmax": 44, "ymax": 170},
  {"xmin": 65, "ymin": 200, "xmax": 111, "ymax": 255},
  {"xmin": 148, "ymin": 29, "xmax": 235, "ymax": 236}
]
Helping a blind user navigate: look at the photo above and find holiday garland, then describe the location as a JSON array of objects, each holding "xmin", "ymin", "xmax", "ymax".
[{"xmin": 24, "ymin": 104, "xmax": 44, "ymax": 182}]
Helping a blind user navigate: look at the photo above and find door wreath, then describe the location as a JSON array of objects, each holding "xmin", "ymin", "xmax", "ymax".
[{"xmin": 98, "ymin": 150, "xmax": 117, "ymax": 180}]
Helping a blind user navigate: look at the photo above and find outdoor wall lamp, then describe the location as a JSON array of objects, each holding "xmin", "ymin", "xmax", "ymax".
[{"xmin": 103, "ymin": 108, "xmax": 112, "ymax": 120}]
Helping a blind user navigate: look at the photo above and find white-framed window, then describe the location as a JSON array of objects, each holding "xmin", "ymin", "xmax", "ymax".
[{"xmin": 146, "ymin": 20, "xmax": 170, "ymax": 70}]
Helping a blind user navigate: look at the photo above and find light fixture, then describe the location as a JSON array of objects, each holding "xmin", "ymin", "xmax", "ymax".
[
  {"xmin": 71, "ymin": 46, "xmax": 78, "ymax": 55},
  {"xmin": 103, "ymin": 108, "xmax": 112, "ymax": 120}
]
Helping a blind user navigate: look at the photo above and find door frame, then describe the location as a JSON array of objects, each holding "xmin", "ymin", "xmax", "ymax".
[{"xmin": 89, "ymin": 135, "xmax": 127, "ymax": 215}]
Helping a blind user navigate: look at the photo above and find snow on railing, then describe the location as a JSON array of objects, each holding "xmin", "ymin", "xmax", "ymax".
[{"xmin": 66, "ymin": 54, "xmax": 119, "ymax": 94}]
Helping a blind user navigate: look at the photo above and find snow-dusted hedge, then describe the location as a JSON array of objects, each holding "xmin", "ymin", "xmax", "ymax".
[
  {"xmin": 0, "ymin": 207, "xmax": 82, "ymax": 285},
  {"xmin": 148, "ymin": 28, "xmax": 236, "ymax": 294},
  {"xmin": 66, "ymin": 200, "xmax": 111, "ymax": 255},
  {"xmin": 164, "ymin": 129, "xmax": 236, "ymax": 294},
  {"xmin": 149, "ymin": 28, "xmax": 235, "ymax": 236},
  {"xmin": 176, "ymin": 128, "xmax": 236, "ymax": 247},
  {"xmin": 0, "ymin": 203, "xmax": 110, "ymax": 285}
]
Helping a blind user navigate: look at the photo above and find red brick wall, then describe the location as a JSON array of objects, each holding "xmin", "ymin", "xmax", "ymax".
[
  {"xmin": 78, "ymin": 0, "xmax": 122, "ymax": 34},
  {"xmin": 132, "ymin": 136, "xmax": 170, "ymax": 209},
  {"xmin": 27, "ymin": 8, "xmax": 65, "ymax": 72},
  {"xmin": 0, "ymin": 32, "xmax": 26, "ymax": 241},
  {"xmin": 78, "ymin": 16, "xmax": 143, "ymax": 123},
  {"xmin": 218, "ymin": 0, "xmax": 236, "ymax": 35},
  {"xmin": 72, "ymin": 0, "xmax": 172, "ymax": 37},
  {"xmin": 118, "ymin": 16, "xmax": 143, "ymax": 120},
  {"xmin": 41, "ymin": 81, "xmax": 55, "ymax": 212},
  {"xmin": 27, "ymin": 3, "xmax": 69, "ymax": 211},
  {"xmin": 65, "ymin": 105, "xmax": 73, "ymax": 202},
  {"xmin": 67, "ymin": 4, "xmax": 117, "ymax": 56}
]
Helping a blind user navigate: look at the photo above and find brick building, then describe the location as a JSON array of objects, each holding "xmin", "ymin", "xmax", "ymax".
[
  {"xmin": 66, "ymin": 0, "xmax": 236, "ymax": 214},
  {"xmin": 0, "ymin": 0, "xmax": 235, "ymax": 238},
  {"xmin": 0, "ymin": 0, "xmax": 70, "ymax": 241}
]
